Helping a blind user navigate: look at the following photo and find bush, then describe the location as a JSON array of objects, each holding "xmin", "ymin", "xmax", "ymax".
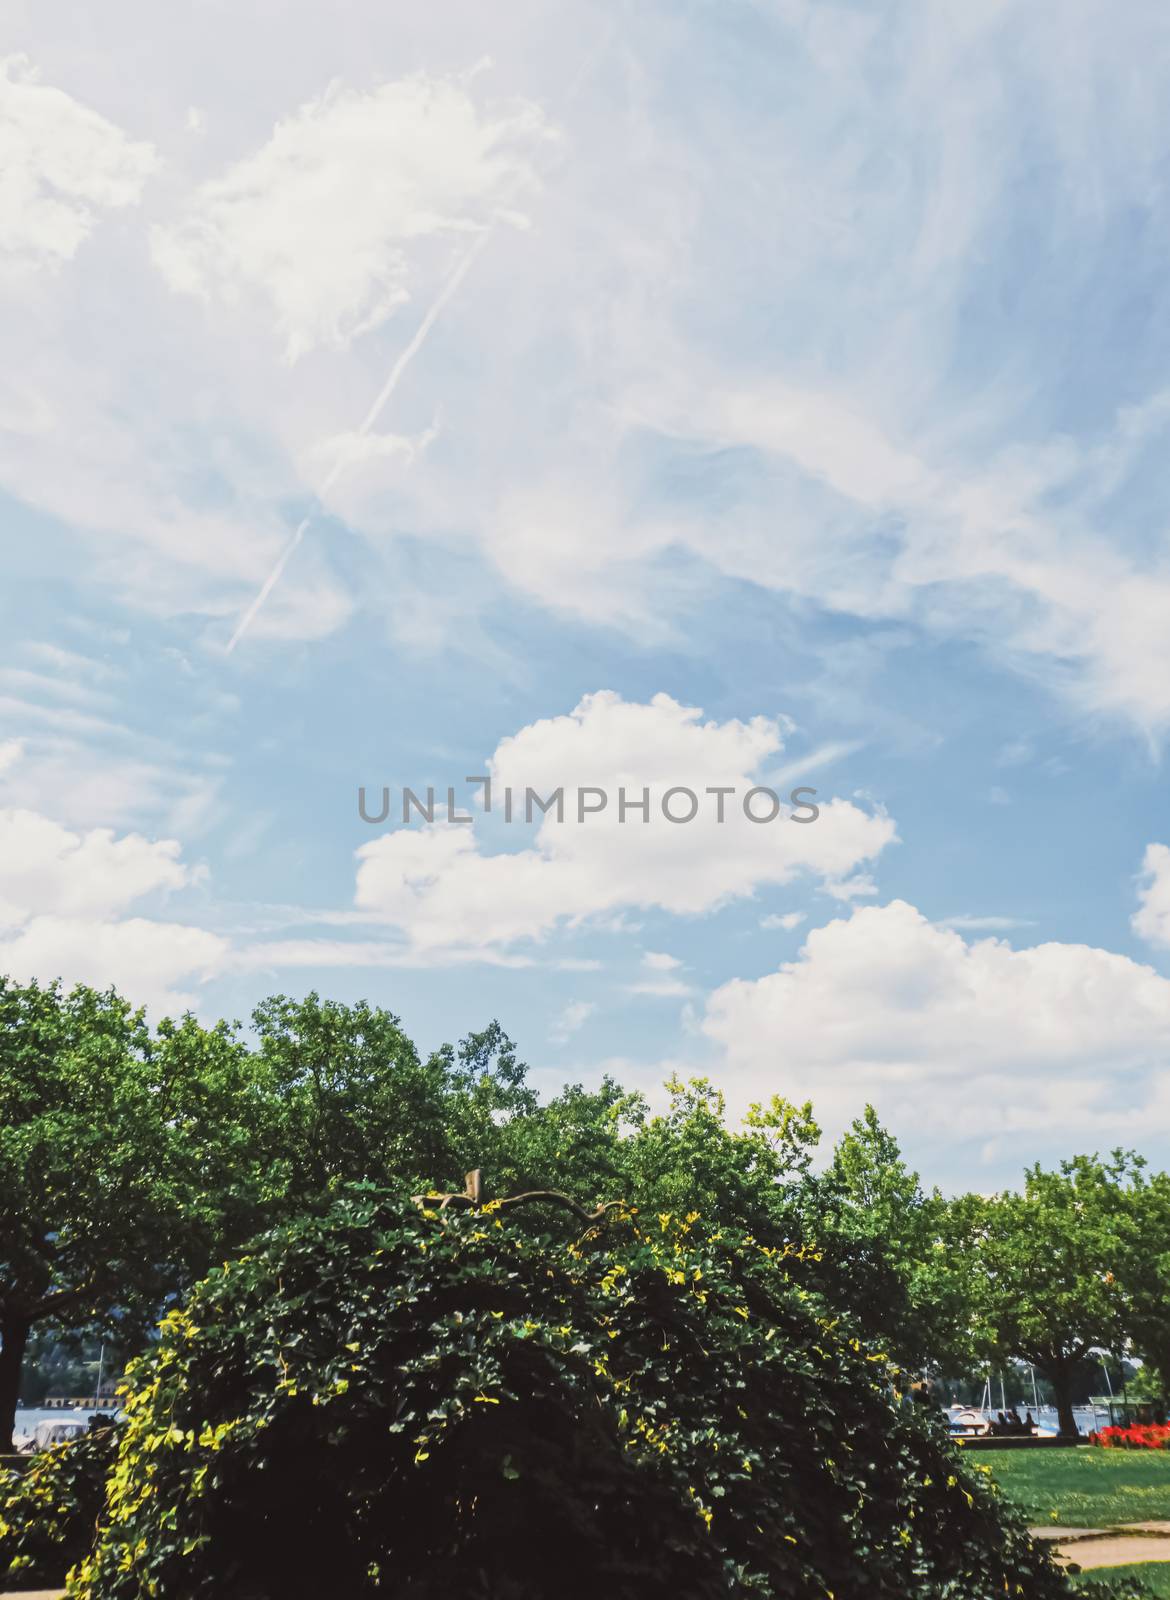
[
  {"xmin": 69, "ymin": 1193, "xmax": 1074, "ymax": 1599},
  {"xmin": 0, "ymin": 1424, "xmax": 121, "ymax": 1590}
]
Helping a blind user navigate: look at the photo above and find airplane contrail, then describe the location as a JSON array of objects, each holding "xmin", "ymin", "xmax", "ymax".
[
  {"xmin": 225, "ymin": 229, "xmax": 494, "ymax": 654},
  {"xmin": 225, "ymin": 28, "xmax": 615, "ymax": 655}
]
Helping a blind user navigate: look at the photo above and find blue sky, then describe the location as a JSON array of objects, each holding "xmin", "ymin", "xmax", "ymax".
[{"xmin": 3, "ymin": 0, "xmax": 1170, "ymax": 1189}]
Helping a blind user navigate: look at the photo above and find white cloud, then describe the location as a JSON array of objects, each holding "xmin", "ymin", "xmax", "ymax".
[
  {"xmin": 628, "ymin": 949, "xmax": 690, "ymax": 996},
  {"xmin": 0, "ymin": 54, "xmax": 157, "ymax": 276},
  {"xmin": 0, "ymin": 732, "xmax": 223, "ymax": 835},
  {"xmin": 310, "ymin": 423, "xmax": 439, "ymax": 480},
  {"xmin": 152, "ymin": 72, "xmax": 553, "ymax": 360},
  {"xmin": 0, "ymin": 915, "xmax": 226, "ymax": 1015},
  {"xmin": 0, "ymin": 665, "xmax": 115, "ymax": 711},
  {"xmin": 1133, "ymin": 843, "xmax": 1170, "ymax": 949},
  {"xmin": 549, "ymin": 999, "xmax": 594, "ymax": 1043},
  {"xmin": 0, "ymin": 807, "xmax": 193, "ymax": 923},
  {"xmin": 822, "ymin": 873, "xmax": 878, "ymax": 902},
  {"xmin": 351, "ymin": 692, "xmax": 896, "ymax": 958},
  {"xmin": 621, "ymin": 363, "xmax": 1170, "ymax": 735},
  {"xmin": 232, "ymin": 935, "xmax": 532, "ymax": 972},
  {"xmin": 626, "ymin": 977, "xmax": 693, "ymax": 999},
  {"xmin": 0, "ymin": 804, "xmax": 224, "ymax": 1011},
  {"xmin": 4, "ymin": 3, "xmax": 1168, "ymax": 699},
  {"xmin": 937, "ymin": 914, "xmax": 1034, "ymax": 932},
  {"xmin": 703, "ymin": 899, "xmax": 1170, "ymax": 1146},
  {"xmin": 24, "ymin": 641, "xmax": 121, "ymax": 682},
  {"xmin": 761, "ymin": 910, "xmax": 805, "ymax": 930}
]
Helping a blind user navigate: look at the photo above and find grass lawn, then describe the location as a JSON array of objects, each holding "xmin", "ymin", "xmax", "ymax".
[
  {"xmin": 976, "ymin": 1447, "xmax": 1170, "ymax": 1527},
  {"xmin": 1070, "ymin": 1563, "xmax": 1170, "ymax": 1596}
]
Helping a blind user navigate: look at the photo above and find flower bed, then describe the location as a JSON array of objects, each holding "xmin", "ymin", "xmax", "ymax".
[{"xmin": 1090, "ymin": 1424, "xmax": 1170, "ymax": 1451}]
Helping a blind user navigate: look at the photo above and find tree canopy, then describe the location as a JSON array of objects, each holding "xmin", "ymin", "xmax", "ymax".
[
  {"xmin": 0, "ymin": 979, "xmax": 260, "ymax": 1452},
  {"xmin": 966, "ymin": 1153, "xmax": 1148, "ymax": 1436},
  {"xmin": 4, "ymin": 971, "xmax": 1169, "ymax": 1470}
]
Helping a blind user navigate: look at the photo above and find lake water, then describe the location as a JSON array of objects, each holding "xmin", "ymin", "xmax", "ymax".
[
  {"xmin": 954, "ymin": 1405, "xmax": 1110, "ymax": 1432},
  {"xmin": 13, "ymin": 1406, "xmax": 119, "ymax": 1443},
  {"xmin": 14, "ymin": 1402, "xmax": 1111, "ymax": 1445}
]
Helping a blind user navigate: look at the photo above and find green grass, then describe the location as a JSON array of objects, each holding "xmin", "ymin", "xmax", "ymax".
[
  {"xmin": 976, "ymin": 1447, "xmax": 1170, "ymax": 1527},
  {"xmin": 1071, "ymin": 1563, "xmax": 1170, "ymax": 1596}
]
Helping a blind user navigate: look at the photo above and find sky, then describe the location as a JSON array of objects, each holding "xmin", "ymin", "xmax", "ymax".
[{"xmin": 2, "ymin": 0, "xmax": 1170, "ymax": 1190}]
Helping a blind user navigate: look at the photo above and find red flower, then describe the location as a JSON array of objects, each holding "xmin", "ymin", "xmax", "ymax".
[{"xmin": 1090, "ymin": 1423, "xmax": 1170, "ymax": 1451}]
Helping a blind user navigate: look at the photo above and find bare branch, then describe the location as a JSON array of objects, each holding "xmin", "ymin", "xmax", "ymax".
[{"xmin": 411, "ymin": 1171, "xmax": 627, "ymax": 1230}]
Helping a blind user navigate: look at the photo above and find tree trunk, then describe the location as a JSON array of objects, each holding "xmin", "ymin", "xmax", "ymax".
[
  {"xmin": 1045, "ymin": 1361, "xmax": 1081, "ymax": 1438},
  {"xmin": 0, "ymin": 1314, "xmax": 32, "ymax": 1454}
]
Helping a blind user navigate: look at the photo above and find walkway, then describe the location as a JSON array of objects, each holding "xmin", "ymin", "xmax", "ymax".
[{"xmin": 1031, "ymin": 1519, "xmax": 1170, "ymax": 1570}]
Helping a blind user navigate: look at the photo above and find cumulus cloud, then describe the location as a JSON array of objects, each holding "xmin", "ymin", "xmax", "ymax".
[
  {"xmin": 702, "ymin": 899, "xmax": 1170, "ymax": 1147},
  {"xmin": 350, "ymin": 692, "xmax": 895, "ymax": 958},
  {"xmin": 0, "ymin": 802, "xmax": 225, "ymax": 1011},
  {"xmin": 1133, "ymin": 843, "xmax": 1170, "ymax": 949},
  {"xmin": 0, "ymin": 915, "xmax": 225, "ymax": 1015},
  {"xmin": 0, "ymin": 54, "xmax": 157, "ymax": 276},
  {"xmin": 0, "ymin": 807, "xmax": 193, "ymax": 924},
  {"xmin": 152, "ymin": 71, "xmax": 553, "ymax": 360}
]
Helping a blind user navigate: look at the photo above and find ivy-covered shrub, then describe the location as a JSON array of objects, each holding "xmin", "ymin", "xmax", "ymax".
[
  {"xmin": 0, "ymin": 1423, "xmax": 121, "ymax": 1590},
  {"xmin": 69, "ymin": 1193, "xmax": 1076, "ymax": 1599}
]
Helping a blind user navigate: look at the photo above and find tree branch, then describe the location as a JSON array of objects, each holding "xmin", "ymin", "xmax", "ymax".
[{"xmin": 412, "ymin": 1169, "xmax": 627, "ymax": 1229}]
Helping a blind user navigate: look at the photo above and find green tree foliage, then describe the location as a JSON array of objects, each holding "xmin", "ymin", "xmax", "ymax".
[
  {"xmin": 616, "ymin": 1077, "xmax": 819, "ymax": 1224},
  {"xmin": 970, "ymin": 1153, "xmax": 1145, "ymax": 1436},
  {"xmin": 1118, "ymin": 1168, "xmax": 1170, "ymax": 1400},
  {"xmin": 251, "ymin": 991, "xmax": 453, "ymax": 1202},
  {"xmin": 0, "ymin": 979, "xmax": 260, "ymax": 1452},
  {"xmin": 67, "ymin": 1193, "xmax": 1071, "ymax": 1600},
  {"xmin": 815, "ymin": 1108, "xmax": 979, "ymax": 1373},
  {"xmin": 0, "ymin": 986, "xmax": 545, "ymax": 1453}
]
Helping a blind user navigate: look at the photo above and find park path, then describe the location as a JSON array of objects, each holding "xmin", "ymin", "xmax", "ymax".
[{"xmin": 1030, "ymin": 1520, "xmax": 1170, "ymax": 1570}]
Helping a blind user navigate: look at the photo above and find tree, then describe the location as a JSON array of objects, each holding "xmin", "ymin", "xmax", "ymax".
[
  {"xmin": 253, "ymin": 1004, "xmax": 554, "ymax": 1208},
  {"xmin": 490, "ymin": 1074, "xmax": 634, "ymax": 1207},
  {"xmin": 1117, "ymin": 1165, "xmax": 1170, "ymax": 1402},
  {"xmin": 616, "ymin": 1075, "xmax": 819, "ymax": 1229},
  {"xmin": 0, "ymin": 979, "xmax": 264, "ymax": 1452},
  {"xmin": 0, "ymin": 983, "xmax": 564, "ymax": 1454},
  {"xmin": 808, "ymin": 1108, "xmax": 977, "ymax": 1372},
  {"xmin": 251, "ymin": 992, "xmax": 452, "ymax": 1202},
  {"xmin": 973, "ymin": 1153, "xmax": 1141, "ymax": 1437}
]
